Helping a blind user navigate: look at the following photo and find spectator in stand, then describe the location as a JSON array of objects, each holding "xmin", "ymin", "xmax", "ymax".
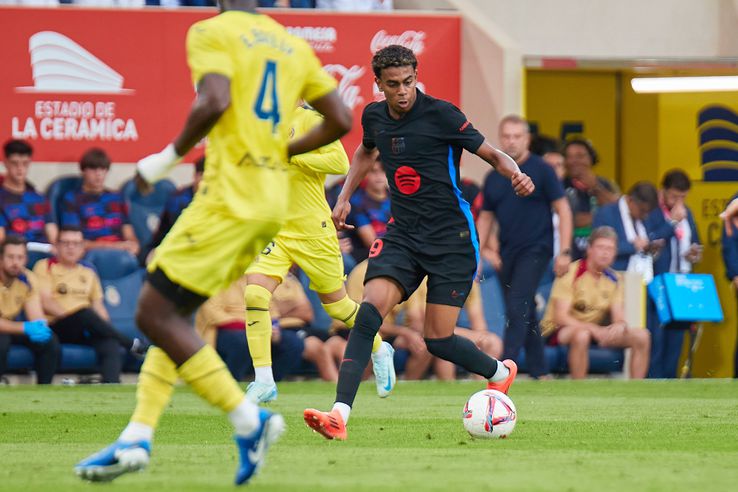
[
  {"xmin": 531, "ymin": 135, "xmax": 566, "ymax": 287},
  {"xmin": 142, "ymin": 156, "xmax": 205, "ymax": 263},
  {"xmin": 460, "ymin": 178, "xmax": 483, "ymax": 222},
  {"xmin": 722, "ymin": 192, "xmax": 738, "ymax": 379},
  {"xmin": 563, "ymin": 139, "xmax": 620, "ymax": 259},
  {"xmin": 346, "ymin": 158, "xmax": 391, "ymax": 263},
  {"xmin": 531, "ymin": 135, "xmax": 565, "ymax": 182},
  {"xmin": 33, "ymin": 226, "xmax": 147, "ymax": 384},
  {"xmin": 645, "ymin": 170, "xmax": 702, "ymax": 378},
  {"xmin": 0, "ymin": 139, "xmax": 57, "ymax": 248},
  {"xmin": 60, "ymin": 148, "xmax": 139, "ymax": 255},
  {"xmin": 196, "ymin": 274, "xmax": 339, "ymax": 382},
  {"xmin": 477, "ymin": 115, "xmax": 573, "ymax": 379},
  {"xmin": 592, "ymin": 181, "xmax": 660, "ymax": 274},
  {"xmin": 541, "ymin": 226, "xmax": 651, "ymax": 379},
  {"xmin": 0, "ymin": 236, "xmax": 58, "ymax": 384}
]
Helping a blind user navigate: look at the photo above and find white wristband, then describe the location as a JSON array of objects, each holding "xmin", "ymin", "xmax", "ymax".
[{"xmin": 137, "ymin": 143, "xmax": 182, "ymax": 184}]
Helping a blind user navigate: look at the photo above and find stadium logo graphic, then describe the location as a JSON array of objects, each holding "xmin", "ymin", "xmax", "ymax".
[
  {"xmin": 370, "ymin": 30, "xmax": 426, "ymax": 55},
  {"xmin": 323, "ymin": 64, "xmax": 365, "ymax": 110},
  {"xmin": 286, "ymin": 26, "xmax": 337, "ymax": 53},
  {"xmin": 15, "ymin": 31, "xmax": 133, "ymax": 94},
  {"xmin": 698, "ymin": 105, "xmax": 738, "ymax": 181}
]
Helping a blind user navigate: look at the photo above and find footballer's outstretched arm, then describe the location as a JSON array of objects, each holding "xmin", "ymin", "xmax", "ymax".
[
  {"xmin": 137, "ymin": 73, "xmax": 231, "ymax": 184},
  {"xmin": 475, "ymin": 140, "xmax": 535, "ymax": 197},
  {"xmin": 288, "ymin": 90, "xmax": 352, "ymax": 158},
  {"xmin": 331, "ymin": 144, "xmax": 380, "ymax": 230},
  {"xmin": 172, "ymin": 74, "xmax": 231, "ymax": 155}
]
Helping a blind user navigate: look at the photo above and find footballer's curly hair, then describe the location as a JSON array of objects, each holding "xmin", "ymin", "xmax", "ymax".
[{"xmin": 372, "ymin": 45, "xmax": 417, "ymax": 78}]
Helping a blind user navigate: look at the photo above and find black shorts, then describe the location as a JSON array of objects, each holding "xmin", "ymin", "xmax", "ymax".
[{"xmin": 364, "ymin": 229, "xmax": 477, "ymax": 307}]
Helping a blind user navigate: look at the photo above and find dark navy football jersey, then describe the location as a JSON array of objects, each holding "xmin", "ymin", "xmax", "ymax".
[{"xmin": 361, "ymin": 90, "xmax": 485, "ymax": 246}]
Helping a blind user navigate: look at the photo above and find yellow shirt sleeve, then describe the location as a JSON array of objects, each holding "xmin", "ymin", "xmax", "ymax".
[
  {"xmin": 186, "ymin": 21, "xmax": 234, "ymax": 86},
  {"xmin": 300, "ymin": 49, "xmax": 337, "ymax": 104},
  {"xmin": 290, "ymin": 108, "xmax": 349, "ymax": 175},
  {"xmin": 549, "ymin": 263, "xmax": 576, "ymax": 301},
  {"xmin": 31, "ymin": 261, "xmax": 51, "ymax": 293},
  {"xmin": 91, "ymin": 274, "xmax": 103, "ymax": 303},
  {"xmin": 613, "ymin": 272, "xmax": 624, "ymax": 306}
]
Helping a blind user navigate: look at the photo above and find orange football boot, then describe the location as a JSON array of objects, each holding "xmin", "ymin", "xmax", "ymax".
[
  {"xmin": 486, "ymin": 359, "xmax": 518, "ymax": 394},
  {"xmin": 303, "ymin": 408, "xmax": 347, "ymax": 441}
]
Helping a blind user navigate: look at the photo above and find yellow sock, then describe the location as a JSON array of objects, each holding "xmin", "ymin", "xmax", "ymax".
[
  {"xmin": 245, "ymin": 284, "xmax": 273, "ymax": 368},
  {"xmin": 372, "ymin": 333, "xmax": 382, "ymax": 353},
  {"xmin": 323, "ymin": 295, "xmax": 382, "ymax": 353},
  {"xmin": 176, "ymin": 345, "xmax": 244, "ymax": 413},
  {"xmin": 130, "ymin": 347, "xmax": 178, "ymax": 428}
]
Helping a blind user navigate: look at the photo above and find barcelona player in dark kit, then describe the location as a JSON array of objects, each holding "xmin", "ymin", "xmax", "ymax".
[{"xmin": 304, "ymin": 45, "xmax": 535, "ymax": 440}]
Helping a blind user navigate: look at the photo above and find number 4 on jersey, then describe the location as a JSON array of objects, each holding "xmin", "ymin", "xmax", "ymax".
[{"xmin": 254, "ymin": 60, "xmax": 281, "ymax": 132}]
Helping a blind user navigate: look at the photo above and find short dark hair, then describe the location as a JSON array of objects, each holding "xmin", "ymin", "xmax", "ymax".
[
  {"xmin": 194, "ymin": 156, "xmax": 205, "ymax": 174},
  {"xmin": 372, "ymin": 45, "xmax": 417, "ymax": 78},
  {"xmin": 628, "ymin": 181, "xmax": 659, "ymax": 211},
  {"xmin": 661, "ymin": 169, "xmax": 691, "ymax": 192},
  {"xmin": 0, "ymin": 235, "xmax": 27, "ymax": 256},
  {"xmin": 59, "ymin": 225, "xmax": 83, "ymax": 235},
  {"xmin": 530, "ymin": 135, "xmax": 561, "ymax": 156},
  {"xmin": 79, "ymin": 147, "xmax": 111, "ymax": 170},
  {"xmin": 562, "ymin": 138, "xmax": 599, "ymax": 165},
  {"xmin": 4, "ymin": 139, "xmax": 33, "ymax": 159}
]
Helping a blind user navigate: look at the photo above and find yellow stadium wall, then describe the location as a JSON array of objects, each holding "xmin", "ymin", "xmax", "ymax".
[{"xmin": 527, "ymin": 70, "xmax": 737, "ymax": 377}]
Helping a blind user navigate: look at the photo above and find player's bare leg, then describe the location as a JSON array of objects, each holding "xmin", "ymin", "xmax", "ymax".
[
  {"xmin": 244, "ymin": 273, "xmax": 281, "ymax": 403},
  {"xmin": 423, "ymin": 303, "xmax": 517, "ymax": 393},
  {"xmin": 304, "ymin": 277, "xmax": 402, "ymax": 440},
  {"xmin": 320, "ymin": 285, "xmax": 395, "ymax": 397},
  {"xmin": 76, "ymin": 279, "xmax": 284, "ymax": 485}
]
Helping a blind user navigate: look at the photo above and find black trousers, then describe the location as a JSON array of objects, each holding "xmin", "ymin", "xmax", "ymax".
[
  {"xmin": 500, "ymin": 247, "xmax": 551, "ymax": 378},
  {"xmin": 0, "ymin": 332, "xmax": 60, "ymax": 384},
  {"xmin": 52, "ymin": 309, "xmax": 123, "ymax": 383}
]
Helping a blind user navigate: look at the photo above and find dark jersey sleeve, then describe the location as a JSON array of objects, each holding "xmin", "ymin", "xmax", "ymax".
[
  {"xmin": 437, "ymin": 102, "xmax": 485, "ymax": 153},
  {"xmin": 481, "ymin": 171, "xmax": 502, "ymax": 212},
  {"xmin": 541, "ymin": 163, "xmax": 565, "ymax": 202},
  {"xmin": 361, "ymin": 104, "xmax": 377, "ymax": 150}
]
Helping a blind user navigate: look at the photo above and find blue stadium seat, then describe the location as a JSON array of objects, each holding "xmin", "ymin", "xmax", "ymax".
[
  {"xmin": 120, "ymin": 178, "xmax": 176, "ymax": 248},
  {"xmin": 45, "ymin": 175, "xmax": 83, "ymax": 225},
  {"xmin": 83, "ymin": 249, "xmax": 139, "ymax": 280},
  {"xmin": 102, "ymin": 269, "xmax": 146, "ymax": 341},
  {"xmin": 516, "ymin": 346, "xmax": 624, "ymax": 375},
  {"xmin": 7, "ymin": 345, "xmax": 34, "ymax": 371},
  {"xmin": 26, "ymin": 251, "xmax": 52, "ymax": 269}
]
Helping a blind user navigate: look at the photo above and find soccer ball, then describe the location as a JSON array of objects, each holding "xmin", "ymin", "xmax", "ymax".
[{"xmin": 462, "ymin": 389, "xmax": 517, "ymax": 439}]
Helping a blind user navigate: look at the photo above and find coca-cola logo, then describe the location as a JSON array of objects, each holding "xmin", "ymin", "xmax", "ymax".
[
  {"xmin": 323, "ymin": 64, "xmax": 365, "ymax": 110},
  {"xmin": 370, "ymin": 30, "xmax": 426, "ymax": 55},
  {"xmin": 287, "ymin": 26, "xmax": 337, "ymax": 53}
]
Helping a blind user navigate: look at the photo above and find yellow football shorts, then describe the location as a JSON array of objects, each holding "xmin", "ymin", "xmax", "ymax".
[
  {"xmin": 148, "ymin": 201, "xmax": 281, "ymax": 298},
  {"xmin": 246, "ymin": 234, "xmax": 345, "ymax": 294}
]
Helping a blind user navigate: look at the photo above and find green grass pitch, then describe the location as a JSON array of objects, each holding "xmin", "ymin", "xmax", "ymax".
[{"xmin": 2, "ymin": 380, "xmax": 738, "ymax": 491}]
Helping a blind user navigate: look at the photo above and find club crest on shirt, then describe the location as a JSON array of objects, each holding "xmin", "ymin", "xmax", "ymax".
[{"xmin": 391, "ymin": 137, "xmax": 405, "ymax": 154}]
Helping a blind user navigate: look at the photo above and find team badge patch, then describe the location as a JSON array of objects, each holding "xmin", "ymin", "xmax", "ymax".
[{"xmin": 391, "ymin": 137, "xmax": 405, "ymax": 154}]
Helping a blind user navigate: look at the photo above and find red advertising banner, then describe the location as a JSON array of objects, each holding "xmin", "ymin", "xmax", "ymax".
[{"xmin": 0, "ymin": 7, "xmax": 460, "ymax": 163}]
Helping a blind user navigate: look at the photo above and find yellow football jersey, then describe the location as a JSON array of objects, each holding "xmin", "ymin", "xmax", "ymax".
[
  {"xmin": 0, "ymin": 270, "xmax": 38, "ymax": 321},
  {"xmin": 186, "ymin": 11, "xmax": 337, "ymax": 222},
  {"xmin": 280, "ymin": 106, "xmax": 349, "ymax": 238}
]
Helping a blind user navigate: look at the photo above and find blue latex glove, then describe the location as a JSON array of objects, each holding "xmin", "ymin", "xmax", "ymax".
[{"xmin": 23, "ymin": 320, "xmax": 52, "ymax": 344}]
